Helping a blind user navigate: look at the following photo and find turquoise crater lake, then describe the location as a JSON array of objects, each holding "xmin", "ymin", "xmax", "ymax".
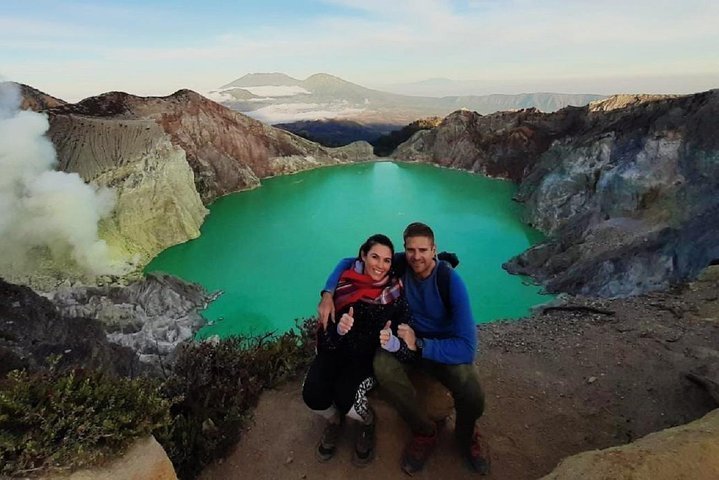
[{"xmin": 145, "ymin": 161, "xmax": 549, "ymax": 338}]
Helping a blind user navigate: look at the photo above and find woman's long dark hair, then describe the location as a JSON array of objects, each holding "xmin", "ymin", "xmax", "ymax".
[{"xmin": 357, "ymin": 233, "xmax": 394, "ymax": 260}]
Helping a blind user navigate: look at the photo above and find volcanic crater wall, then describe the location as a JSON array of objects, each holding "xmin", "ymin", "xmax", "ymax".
[
  {"xmin": 39, "ymin": 89, "xmax": 374, "ymax": 270},
  {"xmin": 394, "ymin": 90, "xmax": 719, "ymax": 297}
]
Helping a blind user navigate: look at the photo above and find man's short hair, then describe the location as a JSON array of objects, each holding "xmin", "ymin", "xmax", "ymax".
[{"xmin": 403, "ymin": 222, "xmax": 435, "ymax": 244}]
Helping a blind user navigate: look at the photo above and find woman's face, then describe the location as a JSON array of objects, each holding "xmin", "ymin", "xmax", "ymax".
[{"xmin": 361, "ymin": 244, "xmax": 392, "ymax": 281}]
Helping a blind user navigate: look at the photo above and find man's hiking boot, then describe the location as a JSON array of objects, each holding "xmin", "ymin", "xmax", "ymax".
[
  {"xmin": 315, "ymin": 420, "xmax": 342, "ymax": 462},
  {"xmin": 466, "ymin": 429, "xmax": 491, "ymax": 475},
  {"xmin": 401, "ymin": 428, "xmax": 439, "ymax": 475},
  {"xmin": 351, "ymin": 416, "xmax": 376, "ymax": 467}
]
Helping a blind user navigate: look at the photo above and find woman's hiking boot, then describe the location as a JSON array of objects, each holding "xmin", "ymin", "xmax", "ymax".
[
  {"xmin": 351, "ymin": 414, "xmax": 376, "ymax": 467},
  {"xmin": 315, "ymin": 420, "xmax": 342, "ymax": 462}
]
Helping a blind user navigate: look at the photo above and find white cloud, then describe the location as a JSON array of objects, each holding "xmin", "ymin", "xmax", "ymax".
[
  {"xmin": 244, "ymin": 102, "xmax": 366, "ymax": 124},
  {"xmin": 241, "ymin": 86, "xmax": 311, "ymax": 97}
]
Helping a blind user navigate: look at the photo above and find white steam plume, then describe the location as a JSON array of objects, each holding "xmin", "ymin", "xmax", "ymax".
[{"xmin": 0, "ymin": 81, "xmax": 129, "ymax": 278}]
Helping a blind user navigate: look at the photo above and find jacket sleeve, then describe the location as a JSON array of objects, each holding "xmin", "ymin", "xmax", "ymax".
[
  {"xmin": 421, "ymin": 270, "xmax": 478, "ymax": 364},
  {"xmin": 318, "ymin": 304, "xmax": 349, "ymax": 350},
  {"xmin": 322, "ymin": 257, "xmax": 354, "ymax": 294}
]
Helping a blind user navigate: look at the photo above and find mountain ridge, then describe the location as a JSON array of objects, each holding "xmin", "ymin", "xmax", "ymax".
[{"xmin": 212, "ymin": 72, "xmax": 607, "ymax": 125}]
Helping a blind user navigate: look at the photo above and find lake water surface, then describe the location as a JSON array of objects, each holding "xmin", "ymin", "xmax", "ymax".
[{"xmin": 145, "ymin": 161, "xmax": 549, "ymax": 338}]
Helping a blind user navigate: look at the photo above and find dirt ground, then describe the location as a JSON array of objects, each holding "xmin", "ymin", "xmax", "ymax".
[{"xmin": 200, "ymin": 267, "xmax": 719, "ymax": 480}]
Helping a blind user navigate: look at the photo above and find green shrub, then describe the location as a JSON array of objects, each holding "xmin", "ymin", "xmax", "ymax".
[
  {"xmin": 156, "ymin": 318, "xmax": 316, "ymax": 479},
  {"xmin": 0, "ymin": 318, "xmax": 317, "ymax": 479},
  {"xmin": 0, "ymin": 364, "xmax": 171, "ymax": 476}
]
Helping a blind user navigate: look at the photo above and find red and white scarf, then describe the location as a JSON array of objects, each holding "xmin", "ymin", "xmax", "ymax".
[{"xmin": 333, "ymin": 261, "xmax": 401, "ymax": 312}]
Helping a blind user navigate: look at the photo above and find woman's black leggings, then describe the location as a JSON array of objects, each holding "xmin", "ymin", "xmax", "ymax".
[{"xmin": 302, "ymin": 349, "xmax": 375, "ymax": 422}]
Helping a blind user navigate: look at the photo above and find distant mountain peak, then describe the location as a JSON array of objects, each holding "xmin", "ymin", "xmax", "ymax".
[
  {"xmin": 301, "ymin": 73, "xmax": 363, "ymax": 89},
  {"xmin": 304, "ymin": 72, "xmax": 344, "ymax": 82},
  {"xmin": 221, "ymin": 73, "xmax": 301, "ymax": 89}
]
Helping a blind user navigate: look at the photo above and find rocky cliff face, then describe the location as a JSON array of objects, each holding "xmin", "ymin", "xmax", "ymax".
[
  {"xmin": 34, "ymin": 89, "xmax": 374, "ymax": 268},
  {"xmin": 47, "ymin": 114, "xmax": 208, "ymax": 266},
  {"xmin": 394, "ymin": 90, "xmax": 719, "ymax": 297},
  {"xmin": 48, "ymin": 89, "xmax": 371, "ymax": 202},
  {"xmin": 18, "ymin": 83, "xmax": 66, "ymax": 111},
  {"xmin": 51, "ymin": 273, "xmax": 216, "ymax": 367}
]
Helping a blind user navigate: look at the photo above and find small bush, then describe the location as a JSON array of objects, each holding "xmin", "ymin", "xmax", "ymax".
[
  {"xmin": 0, "ymin": 364, "xmax": 171, "ymax": 476},
  {"xmin": 156, "ymin": 318, "xmax": 316, "ymax": 479}
]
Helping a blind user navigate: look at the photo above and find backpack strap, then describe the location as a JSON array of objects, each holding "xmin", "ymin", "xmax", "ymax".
[
  {"xmin": 394, "ymin": 253, "xmax": 454, "ymax": 311},
  {"xmin": 436, "ymin": 260, "xmax": 452, "ymax": 313}
]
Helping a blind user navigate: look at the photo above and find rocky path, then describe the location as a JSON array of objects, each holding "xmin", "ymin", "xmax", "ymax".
[{"xmin": 201, "ymin": 268, "xmax": 719, "ymax": 480}]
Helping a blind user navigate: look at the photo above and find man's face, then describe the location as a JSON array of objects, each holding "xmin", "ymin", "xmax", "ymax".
[{"xmin": 404, "ymin": 235, "xmax": 436, "ymax": 279}]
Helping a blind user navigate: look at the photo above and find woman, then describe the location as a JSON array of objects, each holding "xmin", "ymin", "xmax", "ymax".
[{"xmin": 302, "ymin": 234, "xmax": 415, "ymax": 467}]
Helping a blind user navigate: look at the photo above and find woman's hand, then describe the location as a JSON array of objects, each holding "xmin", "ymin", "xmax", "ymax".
[
  {"xmin": 379, "ymin": 320, "xmax": 392, "ymax": 347},
  {"xmin": 317, "ymin": 291, "xmax": 335, "ymax": 330},
  {"xmin": 337, "ymin": 306, "xmax": 354, "ymax": 335}
]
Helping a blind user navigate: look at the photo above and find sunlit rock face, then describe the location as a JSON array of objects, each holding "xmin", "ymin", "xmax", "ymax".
[
  {"xmin": 37, "ymin": 436, "xmax": 177, "ymax": 480},
  {"xmin": 18, "ymin": 83, "xmax": 67, "ymax": 111},
  {"xmin": 394, "ymin": 90, "xmax": 719, "ymax": 297},
  {"xmin": 539, "ymin": 409, "xmax": 719, "ymax": 480},
  {"xmin": 47, "ymin": 115, "xmax": 208, "ymax": 266}
]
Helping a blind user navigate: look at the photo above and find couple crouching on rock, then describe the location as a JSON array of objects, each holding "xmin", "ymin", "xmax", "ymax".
[{"xmin": 302, "ymin": 222, "xmax": 490, "ymax": 475}]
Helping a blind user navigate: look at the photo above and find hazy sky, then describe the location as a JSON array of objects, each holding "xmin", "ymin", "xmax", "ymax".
[{"xmin": 2, "ymin": 0, "xmax": 718, "ymax": 101}]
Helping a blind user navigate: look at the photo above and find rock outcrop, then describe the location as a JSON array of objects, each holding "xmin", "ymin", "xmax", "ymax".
[
  {"xmin": 588, "ymin": 94, "xmax": 677, "ymax": 112},
  {"xmin": 25, "ymin": 88, "xmax": 375, "ymax": 270},
  {"xmin": 17, "ymin": 83, "xmax": 67, "ymax": 111},
  {"xmin": 394, "ymin": 90, "xmax": 719, "ymax": 297},
  {"xmin": 540, "ymin": 409, "xmax": 719, "ymax": 480},
  {"xmin": 37, "ymin": 436, "xmax": 177, "ymax": 480},
  {"xmin": 0, "ymin": 277, "xmax": 138, "ymax": 377},
  {"xmin": 50, "ymin": 273, "xmax": 216, "ymax": 366},
  {"xmin": 47, "ymin": 114, "xmax": 209, "ymax": 266}
]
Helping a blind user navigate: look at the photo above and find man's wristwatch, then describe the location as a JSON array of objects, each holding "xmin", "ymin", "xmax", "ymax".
[{"xmin": 415, "ymin": 338, "xmax": 424, "ymax": 354}]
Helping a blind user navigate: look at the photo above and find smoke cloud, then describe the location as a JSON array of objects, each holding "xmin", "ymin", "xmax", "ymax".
[{"xmin": 0, "ymin": 81, "xmax": 129, "ymax": 279}]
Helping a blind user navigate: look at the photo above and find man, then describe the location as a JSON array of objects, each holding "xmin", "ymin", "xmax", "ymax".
[{"xmin": 318, "ymin": 222, "xmax": 490, "ymax": 475}]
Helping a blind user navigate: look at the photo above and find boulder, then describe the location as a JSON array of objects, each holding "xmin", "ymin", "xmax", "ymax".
[
  {"xmin": 540, "ymin": 409, "xmax": 719, "ymax": 480},
  {"xmin": 36, "ymin": 436, "xmax": 176, "ymax": 480}
]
